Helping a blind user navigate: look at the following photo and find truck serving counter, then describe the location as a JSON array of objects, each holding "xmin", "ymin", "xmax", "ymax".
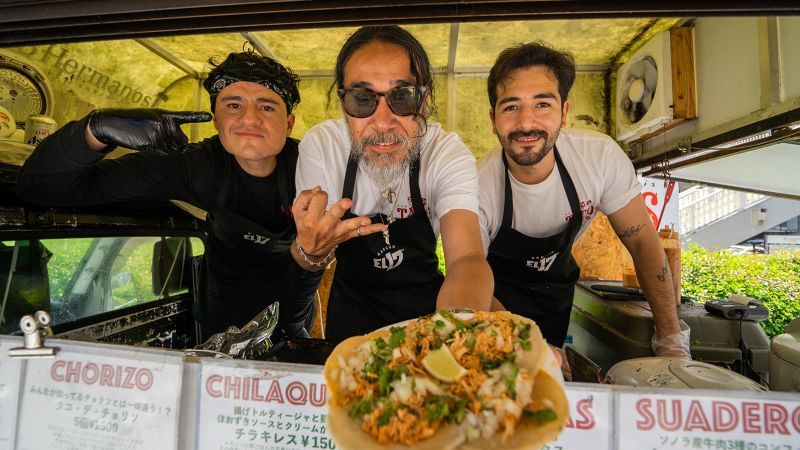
[{"xmin": 2, "ymin": 335, "xmax": 799, "ymax": 450}]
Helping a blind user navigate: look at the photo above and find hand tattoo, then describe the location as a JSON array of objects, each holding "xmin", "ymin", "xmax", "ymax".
[
  {"xmin": 618, "ymin": 224, "xmax": 645, "ymax": 239},
  {"xmin": 656, "ymin": 259, "xmax": 668, "ymax": 282}
]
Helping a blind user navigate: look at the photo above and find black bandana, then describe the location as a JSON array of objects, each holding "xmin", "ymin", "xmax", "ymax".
[{"xmin": 206, "ymin": 73, "xmax": 295, "ymax": 113}]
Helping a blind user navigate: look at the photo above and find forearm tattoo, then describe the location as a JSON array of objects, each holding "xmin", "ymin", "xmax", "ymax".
[
  {"xmin": 656, "ymin": 258, "xmax": 668, "ymax": 282},
  {"xmin": 617, "ymin": 223, "xmax": 645, "ymax": 239}
]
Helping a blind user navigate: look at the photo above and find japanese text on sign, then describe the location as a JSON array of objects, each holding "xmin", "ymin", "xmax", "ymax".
[
  {"xmin": 198, "ymin": 363, "xmax": 333, "ymax": 450},
  {"xmin": 16, "ymin": 348, "xmax": 182, "ymax": 450}
]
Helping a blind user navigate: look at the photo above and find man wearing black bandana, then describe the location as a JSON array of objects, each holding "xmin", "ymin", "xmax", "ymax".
[{"xmin": 18, "ymin": 51, "xmax": 323, "ymax": 340}]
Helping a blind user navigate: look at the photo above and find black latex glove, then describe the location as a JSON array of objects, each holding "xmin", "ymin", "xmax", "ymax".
[{"xmin": 88, "ymin": 108, "xmax": 211, "ymax": 155}]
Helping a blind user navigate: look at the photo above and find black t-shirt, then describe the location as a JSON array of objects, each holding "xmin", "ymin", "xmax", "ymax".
[
  {"xmin": 18, "ymin": 117, "xmax": 297, "ymax": 236},
  {"xmin": 17, "ymin": 118, "xmax": 317, "ymax": 337}
]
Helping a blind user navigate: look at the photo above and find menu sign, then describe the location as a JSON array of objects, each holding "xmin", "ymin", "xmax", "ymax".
[
  {"xmin": 617, "ymin": 391, "xmax": 800, "ymax": 449},
  {"xmin": 0, "ymin": 338, "xmax": 22, "ymax": 450},
  {"xmin": 546, "ymin": 384, "xmax": 613, "ymax": 450},
  {"xmin": 639, "ymin": 176, "xmax": 679, "ymax": 230},
  {"xmin": 16, "ymin": 342, "xmax": 182, "ymax": 450},
  {"xmin": 197, "ymin": 362, "xmax": 331, "ymax": 450}
]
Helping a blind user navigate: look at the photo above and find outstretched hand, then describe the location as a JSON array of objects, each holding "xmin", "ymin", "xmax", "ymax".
[
  {"xmin": 292, "ymin": 186, "xmax": 386, "ymax": 256},
  {"xmin": 88, "ymin": 108, "xmax": 211, "ymax": 155}
]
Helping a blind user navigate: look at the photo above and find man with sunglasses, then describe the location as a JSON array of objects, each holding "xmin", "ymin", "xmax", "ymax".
[
  {"xmin": 291, "ymin": 26, "xmax": 493, "ymax": 343},
  {"xmin": 18, "ymin": 51, "xmax": 323, "ymax": 342},
  {"xmin": 478, "ymin": 42, "xmax": 690, "ymax": 371}
]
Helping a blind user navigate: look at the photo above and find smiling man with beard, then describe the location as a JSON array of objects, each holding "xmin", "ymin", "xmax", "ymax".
[
  {"xmin": 478, "ymin": 42, "xmax": 690, "ymax": 373},
  {"xmin": 292, "ymin": 26, "xmax": 493, "ymax": 344}
]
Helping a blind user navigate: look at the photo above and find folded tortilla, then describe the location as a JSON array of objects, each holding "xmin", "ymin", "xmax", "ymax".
[{"xmin": 324, "ymin": 311, "xmax": 568, "ymax": 450}]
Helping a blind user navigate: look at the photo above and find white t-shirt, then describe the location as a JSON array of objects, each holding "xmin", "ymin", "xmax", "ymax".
[
  {"xmin": 478, "ymin": 128, "xmax": 641, "ymax": 254},
  {"xmin": 297, "ymin": 119, "xmax": 479, "ymax": 237}
]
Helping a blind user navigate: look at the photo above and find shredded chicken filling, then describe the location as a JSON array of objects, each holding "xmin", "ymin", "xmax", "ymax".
[{"xmin": 336, "ymin": 311, "xmax": 557, "ymax": 445}]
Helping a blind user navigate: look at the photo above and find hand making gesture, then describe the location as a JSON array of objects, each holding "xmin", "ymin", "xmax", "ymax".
[{"xmin": 291, "ymin": 186, "xmax": 386, "ymax": 271}]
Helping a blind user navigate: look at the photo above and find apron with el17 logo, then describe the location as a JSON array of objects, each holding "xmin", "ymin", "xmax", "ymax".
[
  {"xmin": 325, "ymin": 156, "xmax": 444, "ymax": 344},
  {"xmin": 487, "ymin": 147, "xmax": 582, "ymax": 347}
]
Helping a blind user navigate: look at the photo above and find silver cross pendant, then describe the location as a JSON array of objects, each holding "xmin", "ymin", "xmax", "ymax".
[{"xmin": 382, "ymin": 188, "xmax": 395, "ymax": 204}]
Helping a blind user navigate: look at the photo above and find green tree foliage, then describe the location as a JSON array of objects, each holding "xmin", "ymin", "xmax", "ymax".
[
  {"xmin": 682, "ymin": 243, "xmax": 800, "ymax": 338},
  {"xmin": 41, "ymin": 238, "xmax": 92, "ymax": 301}
]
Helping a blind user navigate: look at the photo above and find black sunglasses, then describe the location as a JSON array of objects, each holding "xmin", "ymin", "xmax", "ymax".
[{"xmin": 337, "ymin": 85, "xmax": 426, "ymax": 118}]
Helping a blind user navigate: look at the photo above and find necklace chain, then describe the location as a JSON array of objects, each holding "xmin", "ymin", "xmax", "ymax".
[
  {"xmin": 365, "ymin": 170, "xmax": 406, "ymax": 245},
  {"xmin": 368, "ymin": 174, "xmax": 405, "ymax": 224}
]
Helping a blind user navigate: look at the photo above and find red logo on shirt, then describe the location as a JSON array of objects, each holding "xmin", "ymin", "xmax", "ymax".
[
  {"xmin": 394, "ymin": 196, "xmax": 430, "ymax": 219},
  {"xmin": 564, "ymin": 200, "xmax": 596, "ymax": 222}
]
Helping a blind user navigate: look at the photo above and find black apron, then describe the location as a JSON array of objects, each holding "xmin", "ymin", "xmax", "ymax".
[
  {"xmin": 487, "ymin": 148, "xmax": 582, "ymax": 347},
  {"xmin": 192, "ymin": 156, "xmax": 322, "ymax": 340},
  {"xmin": 325, "ymin": 156, "xmax": 444, "ymax": 344}
]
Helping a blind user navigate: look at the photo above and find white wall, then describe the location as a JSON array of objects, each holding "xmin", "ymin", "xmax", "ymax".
[
  {"xmin": 694, "ymin": 18, "xmax": 762, "ymax": 130},
  {"xmin": 779, "ymin": 16, "xmax": 800, "ymax": 101},
  {"xmin": 639, "ymin": 16, "xmax": 799, "ymax": 159}
]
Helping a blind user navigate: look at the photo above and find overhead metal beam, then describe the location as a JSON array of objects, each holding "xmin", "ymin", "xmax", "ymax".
[
  {"xmin": 241, "ymin": 32, "xmax": 279, "ymax": 61},
  {"xmin": 454, "ymin": 64, "xmax": 609, "ymax": 76},
  {"xmin": 757, "ymin": 17, "xmax": 781, "ymax": 109},
  {"xmin": 135, "ymin": 38, "xmax": 201, "ymax": 79},
  {"xmin": 446, "ymin": 23, "xmax": 459, "ymax": 130},
  {"xmin": 295, "ymin": 63, "xmax": 608, "ymax": 80},
  {"xmin": 3, "ymin": 1, "xmax": 800, "ymax": 46}
]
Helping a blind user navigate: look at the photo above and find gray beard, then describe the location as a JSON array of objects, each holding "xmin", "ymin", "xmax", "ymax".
[{"xmin": 349, "ymin": 130, "xmax": 423, "ymax": 189}]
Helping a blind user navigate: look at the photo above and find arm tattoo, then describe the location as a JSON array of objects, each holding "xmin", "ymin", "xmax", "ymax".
[
  {"xmin": 656, "ymin": 258, "xmax": 668, "ymax": 282},
  {"xmin": 617, "ymin": 223, "xmax": 645, "ymax": 239}
]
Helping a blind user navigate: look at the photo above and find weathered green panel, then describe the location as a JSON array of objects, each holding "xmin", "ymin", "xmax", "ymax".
[
  {"xmin": 149, "ymin": 33, "xmax": 246, "ymax": 73},
  {"xmin": 256, "ymin": 27, "xmax": 359, "ymax": 72},
  {"xmin": 454, "ymin": 76, "xmax": 495, "ymax": 159},
  {"xmin": 6, "ymin": 41, "xmax": 184, "ymax": 128},
  {"xmin": 293, "ymin": 78, "xmax": 340, "ymax": 138},
  {"xmin": 457, "ymin": 18, "xmax": 680, "ymax": 67}
]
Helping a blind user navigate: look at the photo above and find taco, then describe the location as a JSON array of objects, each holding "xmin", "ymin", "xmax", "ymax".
[{"xmin": 324, "ymin": 310, "xmax": 568, "ymax": 450}]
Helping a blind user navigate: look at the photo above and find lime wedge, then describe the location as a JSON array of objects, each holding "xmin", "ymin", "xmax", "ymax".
[{"xmin": 421, "ymin": 345, "xmax": 467, "ymax": 383}]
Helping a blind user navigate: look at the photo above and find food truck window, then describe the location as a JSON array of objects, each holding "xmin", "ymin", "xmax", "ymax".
[{"xmin": 0, "ymin": 235, "xmax": 202, "ymax": 334}]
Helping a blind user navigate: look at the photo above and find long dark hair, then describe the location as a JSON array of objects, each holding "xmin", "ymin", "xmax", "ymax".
[{"xmin": 327, "ymin": 25, "xmax": 436, "ymax": 119}]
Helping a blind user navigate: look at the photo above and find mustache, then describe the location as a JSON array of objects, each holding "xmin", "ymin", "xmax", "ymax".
[
  {"xmin": 507, "ymin": 129, "xmax": 549, "ymax": 141},
  {"xmin": 362, "ymin": 132, "xmax": 410, "ymax": 146}
]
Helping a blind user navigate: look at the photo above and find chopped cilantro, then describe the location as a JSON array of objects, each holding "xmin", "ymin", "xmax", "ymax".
[
  {"xmin": 454, "ymin": 399, "xmax": 467, "ymax": 424},
  {"xmin": 363, "ymin": 356, "xmax": 383, "ymax": 378},
  {"xmin": 424, "ymin": 398, "xmax": 450, "ymax": 422},
  {"xmin": 465, "ymin": 333, "xmax": 476, "ymax": 349},
  {"xmin": 376, "ymin": 405, "xmax": 395, "ymax": 426},
  {"xmin": 434, "ymin": 319, "xmax": 445, "ymax": 329},
  {"xmin": 422, "ymin": 396, "xmax": 469, "ymax": 423},
  {"xmin": 439, "ymin": 310, "xmax": 467, "ymax": 330},
  {"xmin": 348, "ymin": 396, "xmax": 374, "ymax": 418},
  {"xmin": 504, "ymin": 376, "xmax": 516, "ymax": 399},
  {"xmin": 523, "ymin": 408, "xmax": 558, "ymax": 423},
  {"xmin": 480, "ymin": 354, "xmax": 504, "ymax": 370},
  {"xmin": 377, "ymin": 364, "xmax": 409, "ymax": 397},
  {"xmin": 517, "ymin": 322, "xmax": 531, "ymax": 340},
  {"xmin": 520, "ymin": 340, "xmax": 532, "ymax": 351},
  {"xmin": 389, "ymin": 326, "xmax": 406, "ymax": 348}
]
